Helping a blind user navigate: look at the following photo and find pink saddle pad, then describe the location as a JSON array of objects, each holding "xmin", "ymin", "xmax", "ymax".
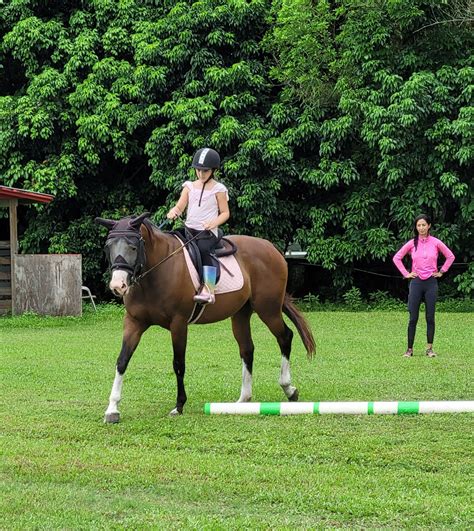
[{"xmin": 174, "ymin": 236, "xmax": 244, "ymax": 294}]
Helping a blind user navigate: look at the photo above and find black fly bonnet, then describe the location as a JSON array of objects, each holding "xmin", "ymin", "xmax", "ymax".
[{"xmin": 95, "ymin": 213, "xmax": 150, "ymax": 282}]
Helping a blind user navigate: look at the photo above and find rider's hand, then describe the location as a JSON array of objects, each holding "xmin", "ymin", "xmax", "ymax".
[
  {"xmin": 405, "ymin": 272, "xmax": 417, "ymax": 279},
  {"xmin": 203, "ymin": 219, "xmax": 216, "ymax": 230},
  {"xmin": 167, "ymin": 207, "xmax": 181, "ymax": 220}
]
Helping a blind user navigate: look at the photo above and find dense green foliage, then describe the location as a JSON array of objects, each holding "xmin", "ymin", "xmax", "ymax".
[
  {"xmin": 2, "ymin": 309, "xmax": 473, "ymax": 527},
  {"xmin": 267, "ymin": 0, "xmax": 473, "ymax": 291},
  {"xmin": 298, "ymin": 289, "xmax": 474, "ymax": 312},
  {"xmin": 0, "ymin": 0, "xmax": 472, "ymax": 296}
]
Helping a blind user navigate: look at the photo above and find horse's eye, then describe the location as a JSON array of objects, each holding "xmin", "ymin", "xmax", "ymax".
[{"xmin": 130, "ymin": 246, "xmax": 137, "ymax": 251}]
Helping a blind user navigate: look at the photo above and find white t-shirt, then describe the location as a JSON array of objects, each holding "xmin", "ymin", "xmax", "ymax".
[{"xmin": 183, "ymin": 180, "xmax": 229, "ymax": 236}]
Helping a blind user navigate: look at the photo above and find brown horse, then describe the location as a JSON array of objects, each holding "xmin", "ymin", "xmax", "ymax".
[{"xmin": 96, "ymin": 212, "xmax": 315, "ymax": 422}]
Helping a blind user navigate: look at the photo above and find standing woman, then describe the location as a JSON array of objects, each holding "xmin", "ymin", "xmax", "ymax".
[{"xmin": 393, "ymin": 214, "xmax": 455, "ymax": 357}]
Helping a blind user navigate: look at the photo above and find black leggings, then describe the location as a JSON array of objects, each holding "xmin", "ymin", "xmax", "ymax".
[
  {"xmin": 407, "ymin": 277, "xmax": 438, "ymax": 348},
  {"xmin": 186, "ymin": 227, "xmax": 218, "ymax": 267}
]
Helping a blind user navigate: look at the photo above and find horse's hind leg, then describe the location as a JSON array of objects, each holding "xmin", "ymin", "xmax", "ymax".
[
  {"xmin": 256, "ymin": 309, "xmax": 298, "ymax": 401},
  {"xmin": 105, "ymin": 313, "xmax": 148, "ymax": 423},
  {"xmin": 231, "ymin": 303, "xmax": 254, "ymax": 402}
]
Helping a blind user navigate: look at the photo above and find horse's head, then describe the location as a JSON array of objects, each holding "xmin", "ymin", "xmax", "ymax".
[{"xmin": 95, "ymin": 212, "xmax": 150, "ymax": 297}]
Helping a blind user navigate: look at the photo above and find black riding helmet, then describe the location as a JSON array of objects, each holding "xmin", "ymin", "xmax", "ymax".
[{"xmin": 191, "ymin": 148, "xmax": 220, "ymax": 170}]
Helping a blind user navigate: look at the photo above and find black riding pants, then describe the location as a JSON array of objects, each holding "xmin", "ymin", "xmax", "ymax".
[
  {"xmin": 186, "ymin": 227, "xmax": 218, "ymax": 267},
  {"xmin": 407, "ymin": 276, "xmax": 438, "ymax": 348}
]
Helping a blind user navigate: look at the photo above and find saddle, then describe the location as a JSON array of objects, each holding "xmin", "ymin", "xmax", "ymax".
[{"xmin": 169, "ymin": 228, "xmax": 237, "ymax": 283}]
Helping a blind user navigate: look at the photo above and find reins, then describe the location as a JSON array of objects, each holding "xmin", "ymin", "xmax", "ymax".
[{"xmin": 133, "ymin": 219, "xmax": 206, "ymax": 284}]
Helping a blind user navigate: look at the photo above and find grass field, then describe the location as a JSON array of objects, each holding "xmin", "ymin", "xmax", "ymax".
[{"xmin": 1, "ymin": 306, "xmax": 473, "ymax": 529}]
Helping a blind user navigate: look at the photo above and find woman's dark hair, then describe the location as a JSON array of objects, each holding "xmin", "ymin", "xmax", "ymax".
[{"xmin": 413, "ymin": 214, "xmax": 432, "ymax": 250}]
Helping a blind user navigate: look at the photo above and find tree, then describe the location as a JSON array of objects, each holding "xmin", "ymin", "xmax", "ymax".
[
  {"xmin": 1, "ymin": 0, "xmax": 301, "ymax": 295},
  {"xmin": 267, "ymin": 0, "xmax": 473, "ymax": 294},
  {"xmin": 1, "ymin": 0, "xmax": 472, "ymax": 298}
]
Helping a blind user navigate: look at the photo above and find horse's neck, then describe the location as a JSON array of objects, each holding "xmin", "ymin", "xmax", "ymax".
[{"xmin": 144, "ymin": 229, "xmax": 180, "ymax": 267}]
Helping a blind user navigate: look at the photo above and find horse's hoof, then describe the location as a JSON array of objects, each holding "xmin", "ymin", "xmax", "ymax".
[
  {"xmin": 104, "ymin": 412, "xmax": 120, "ymax": 423},
  {"xmin": 169, "ymin": 407, "xmax": 183, "ymax": 416},
  {"xmin": 288, "ymin": 389, "xmax": 299, "ymax": 402}
]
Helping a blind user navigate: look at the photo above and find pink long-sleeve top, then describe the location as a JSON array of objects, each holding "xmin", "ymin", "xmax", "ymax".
[{"xmin": 393, "ymin": 236, "xmax": 455, "ymax": 280}]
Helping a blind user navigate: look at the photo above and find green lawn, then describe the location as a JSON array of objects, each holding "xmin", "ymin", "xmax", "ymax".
[{"xmin": 1, "ymin": 307, "xmax": 473, "ymax": 529}]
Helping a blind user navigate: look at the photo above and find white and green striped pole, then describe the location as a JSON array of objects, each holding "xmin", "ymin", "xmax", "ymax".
[{"xmin": 204, "ymin": 401, "xmax": 474, "ymax": 415}]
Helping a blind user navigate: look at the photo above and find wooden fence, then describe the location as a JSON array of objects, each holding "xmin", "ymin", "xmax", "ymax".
[
  {"xmin": 0, "ymin": 240, "xmax": 11, "ymax": 315},
  {"xmin": 13, "ymin": 254, "xmax": 82, "ymax": 316}
]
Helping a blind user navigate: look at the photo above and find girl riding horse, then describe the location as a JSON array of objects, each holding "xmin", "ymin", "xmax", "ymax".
[{"xmin": 167, "ymin": 148, "xmax": 229, "ymax": 305}]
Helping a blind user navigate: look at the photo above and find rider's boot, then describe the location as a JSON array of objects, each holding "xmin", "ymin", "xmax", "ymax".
[{"xmin": 194, "ymin": 266, "xmax": 216, "ymax": 304}]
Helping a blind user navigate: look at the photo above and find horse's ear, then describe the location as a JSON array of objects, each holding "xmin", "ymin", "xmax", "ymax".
[
  {"xmin": 129, "ymin": 212, "xmax": 151, "ymax": 228},
  {"xmin": 95, "ymin": 217, "xmax": 117, "ymax": 229}
]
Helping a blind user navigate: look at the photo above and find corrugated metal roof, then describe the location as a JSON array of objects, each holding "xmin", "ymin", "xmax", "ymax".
[{"xmin": 0, "ymin": 185, "xmax": 54, "ymax": 204}]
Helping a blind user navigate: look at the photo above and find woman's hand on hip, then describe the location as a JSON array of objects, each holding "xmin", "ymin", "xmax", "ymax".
[
  {"xmin": 432, "ymin": 271, "xmax": 443, "ymax": 278},
  {"xmin": 406, "ymin": 272, "xmax": 417, "ymax": 279}
]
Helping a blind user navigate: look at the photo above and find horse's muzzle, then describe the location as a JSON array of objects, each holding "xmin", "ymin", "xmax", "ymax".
[{"xmin": 110, "ymin": 270, "xmax": 130, "ymax": 297}]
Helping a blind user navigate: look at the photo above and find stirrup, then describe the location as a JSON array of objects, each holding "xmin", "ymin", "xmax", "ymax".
[
  {"xmin": 193, "ymin": 293, "xmax": 215, "ymax": 304},
  {"xmin": 193, "ymin": 286, "xmax": 215, "ymax": 305}
]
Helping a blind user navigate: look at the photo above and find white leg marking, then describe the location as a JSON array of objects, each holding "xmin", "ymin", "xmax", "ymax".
[
  {"xmin": 279, "ymin": 356, "xmax": 296, "ymax": 398},
  {"xmin": 237, "ymin": 361, "xmax": 252, "ymax": 402},
  {"xmin": 105, "ymin": 370, "xmax": 123, "ymax": 416}
]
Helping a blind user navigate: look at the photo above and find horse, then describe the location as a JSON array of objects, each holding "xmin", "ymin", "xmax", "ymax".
[{"xmin": 95, "ymin": 212, "xmax": 315, "ymax": 422}]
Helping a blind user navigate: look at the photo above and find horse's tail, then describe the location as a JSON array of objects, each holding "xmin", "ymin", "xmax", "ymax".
[{"xmin": 283, "ymin": 293, "xmax": 316, "ymax": 359}]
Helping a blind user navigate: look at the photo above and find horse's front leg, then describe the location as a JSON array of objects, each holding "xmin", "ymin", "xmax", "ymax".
[
  {"xmin": 231, "ymin": 304, "xmax": 254, "ymax": 402},
  {"xmin": 104, "ymin": 314, "xmax": 147, "ymax": 423},
  {"xmin": 169, "ymin": 318, "xmax": 188, "ymax": 416}
]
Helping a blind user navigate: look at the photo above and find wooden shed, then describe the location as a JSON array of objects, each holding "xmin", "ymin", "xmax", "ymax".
[{"xmin": 0, "ymin": 185, "xmax": 82, "ymax": 316}]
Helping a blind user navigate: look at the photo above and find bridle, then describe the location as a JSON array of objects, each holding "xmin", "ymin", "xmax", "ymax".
[{"xmin": 105, "ymin": 227, "xmax": 146, "ymax": 284}]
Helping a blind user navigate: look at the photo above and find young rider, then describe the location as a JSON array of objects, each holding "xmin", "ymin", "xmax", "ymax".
[
  {"xmin": 393, "ymin": 214, "xmax": 455, "ymax": 358},
  {"xmin": 167, "ymin": 148, "xmax": 230, "ymax": 304}
]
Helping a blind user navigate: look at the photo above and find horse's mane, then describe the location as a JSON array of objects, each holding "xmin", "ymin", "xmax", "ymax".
[{"xmin": 142, "ymin": 218, "xmax": 161, "ymax": 239}]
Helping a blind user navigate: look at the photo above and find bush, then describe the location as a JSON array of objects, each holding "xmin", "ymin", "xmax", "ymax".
[
  {"xmin": 296, "ymin": 291, "xmax": 474, "ymax": 313},
  {"xmin": 368, "ymin": 291, "xmax": 405, "ymax": 311},
  {"xmin": 437, "ymin": 298, "xmax": 474, "ymax": 313},
  {"xmin": 342, "ymin": 287, "xmax": 364, "ymax": 311}
]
